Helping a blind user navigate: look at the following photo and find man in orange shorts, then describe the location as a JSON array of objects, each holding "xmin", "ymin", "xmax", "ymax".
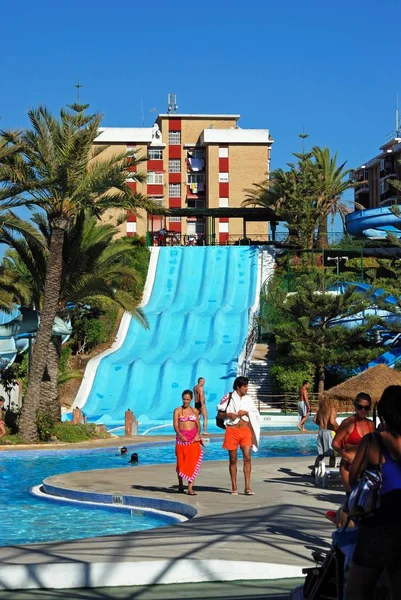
[{"xmin": 217, "ymin": 376, "xmax": 260, "ymax": 495}]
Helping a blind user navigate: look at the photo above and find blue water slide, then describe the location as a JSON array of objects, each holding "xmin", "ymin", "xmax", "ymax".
[
  {"xmin": 328, "ymin": 281, "xmax": 401, "ymax": 371},
  {"xmin": 81, "ymin": 246, "xmax": 259, "ymax": 426},
  {"xmin": 345, "ymin": 207, "xmax": 401, "ymax": 239}
]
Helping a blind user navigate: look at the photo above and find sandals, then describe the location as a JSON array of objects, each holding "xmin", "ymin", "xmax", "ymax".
[
  {"xmin": 230, "ymin": 490, "xmax": 238, "ymax": 495},
  {"xmin": 187, "ymin": 491, "xmax": 197, "ymax": 496},
  {"xmin": 244, "ymin": 489, "xmax": 254, "ymax": 495}
]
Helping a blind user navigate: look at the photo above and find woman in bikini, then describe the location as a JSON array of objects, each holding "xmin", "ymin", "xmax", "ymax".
[
  {"xmin": 332, "ymin": 392, "xmax": 375, "ymax": 492},
  {"xmin": 173, "ymin": 389, "xmax": 203, "ymax": 495}
]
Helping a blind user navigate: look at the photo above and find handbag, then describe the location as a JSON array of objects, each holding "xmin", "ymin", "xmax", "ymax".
[
  {"xmin": 347, "ymin": 433, "xmax": 383, "ymax": 519},
  {"xmin": 216, "ymin": 393, "xmax": 232, "ymax": 430}
]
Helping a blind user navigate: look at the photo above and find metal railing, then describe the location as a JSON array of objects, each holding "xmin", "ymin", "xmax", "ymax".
[
  {"xmin": 255, "ymin": 393, "xmax": 320, "ymax": 414},
  {"xmin": 147, "ymin": 231, "xmax": 347, "ymax": 248}
]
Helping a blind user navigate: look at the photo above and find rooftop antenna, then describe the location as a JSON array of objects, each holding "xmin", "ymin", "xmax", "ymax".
[
  {"xmin": 298, "ymin": 128, "xmax": 310, "ymax": 155},
  {"xmin": 75, "ymin": 81, "xmax": 83, "ymax": 104},
  {"xmin": 167, "ymin": 93, "xmax": 178, "ymax": 114}
]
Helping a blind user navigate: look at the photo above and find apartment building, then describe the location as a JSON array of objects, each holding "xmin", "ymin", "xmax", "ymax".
[
  {"xmin": 352, "ymin": 131, "xmax": 401, "ymax": 210},
  {"xmin": 95, "ymin": 112, "xmax": 273, "ymax": 244}
]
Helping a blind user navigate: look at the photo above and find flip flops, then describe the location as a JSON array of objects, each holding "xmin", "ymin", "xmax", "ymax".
[
  {"xmin": 244, "ymin": 489, "xmax": 254, "ymax": 495},
  {"xmin": 230, "ymin": 490, "xmax": 239, "ymax": 495}
]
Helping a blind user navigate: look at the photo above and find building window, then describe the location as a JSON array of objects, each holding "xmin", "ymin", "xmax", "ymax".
[
  {"xmin": 169, "ymin": 217, "xmax": 181, "ymax": 223},
  {"xmin": 219, "ymin": 172, "xmax": 229, "ymax": 183},
  {"xmin": 169, "ymin": 159, "xmax": 181, "ymax": 173},
  {"xmin": 148, "ymin": 148, "xmax": 163, "ymax": 160},
  {"xmin": 187, "ymin": 173, "xmax": 206, "ymax": 184},
  {"xmin": 126, "ymin": 221, "xmax": 137, "ymax": 234},
  {"xmin": 219, "ymin": 147, "xmax": 229, "ymax": 158},
  {"xmin": 149, "ymin": 197, "xmax": 164, "ymax": 207},
  {"xmin": 380, "ymin": 159, "xmax": 385, "ymax": 171},
  {"xmin": 187, "ymin": 199, "xmax": 206, "ymax": 208},
  {"xmin": 147, "ymin": 172, "xmax": 164, "ymax": 185},
  {"xmin": 219, "ymin": 198, "xmax": 229, "ymax": 208},
  {"xmin": 219, "ymin": 222, "xmax": 229, "ymax": 233},
  {"xmin": 169, "ymin": 131, "xmax": 181, "ymax": 145},
  {"xmin": 187, "ymin": 149, "xmax": 204, "ymax": 160},
  {"xmin": 169, "ymin": 183, "xmax": 181, "ymax": 197}
]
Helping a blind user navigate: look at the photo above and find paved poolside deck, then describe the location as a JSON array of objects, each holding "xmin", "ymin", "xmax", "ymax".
[{"xmin": 0, "ymin": 454, "xmax": 344, "ymax": 592}]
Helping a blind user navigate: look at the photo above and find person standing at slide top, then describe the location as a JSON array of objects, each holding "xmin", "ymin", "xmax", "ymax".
[
  {"xmin": 217, "ymin": 376, "xmax": 260, "ymax": 495},
  {"xmin": 173, "ymin": 390, "xmax": 203, "ymax": 495},
  {"xmin": 193, "ymin": 377, "xmax": 209, "ymax": 435}
]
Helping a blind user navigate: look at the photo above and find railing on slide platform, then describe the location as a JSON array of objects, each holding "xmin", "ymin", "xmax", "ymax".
[{"xmin": 255, "ymin": 393, "xmax": 320, "ymax": 414}]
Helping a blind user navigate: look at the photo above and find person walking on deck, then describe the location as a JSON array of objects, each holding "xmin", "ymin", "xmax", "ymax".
[{"xmin": 298, "ymin": 380, "xmax": 310, "ymax": 432}]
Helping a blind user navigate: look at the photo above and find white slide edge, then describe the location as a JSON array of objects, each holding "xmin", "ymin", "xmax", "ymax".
[{"xmin": 71, "ymin": 247, "xmax": 160, "ymax": 411}]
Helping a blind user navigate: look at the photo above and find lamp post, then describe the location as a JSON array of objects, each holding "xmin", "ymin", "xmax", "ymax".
[{"xmin": 327, "ymin": 256, "xmax": 348, "ymax": 276}]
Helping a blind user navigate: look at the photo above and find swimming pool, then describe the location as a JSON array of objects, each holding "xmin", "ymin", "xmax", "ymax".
[
  {"xmin": 109, "ymin": 420, "xmax": 319, "ymax": 436},
  {"xmin": 0, "ymin": 434, "xmax": 316, "ymax": 546}
]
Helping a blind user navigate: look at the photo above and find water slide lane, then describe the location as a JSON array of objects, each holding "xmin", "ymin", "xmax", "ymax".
[
  {"xmin": 345, "ymin": 207, "xmax": 401, "ymax": 239},
  {"xmin": 82, "ymin": 246, "xmax": 258, "ymax": 425}
]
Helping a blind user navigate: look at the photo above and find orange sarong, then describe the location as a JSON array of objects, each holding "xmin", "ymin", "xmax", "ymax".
[{"xmin": 175, "ymin": 428, "xmax": 203, "ymax": 482}]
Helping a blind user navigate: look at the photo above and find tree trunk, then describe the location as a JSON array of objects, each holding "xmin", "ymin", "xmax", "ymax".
[
  {"xmin": 317, "ymin": 364, "xmax": 325, "ymax": 398},
  {"xmin": 317, "ymin": 217, "xmax": 328, "ymax": 249},
  {"xmin": 19, "ymin": 227, "xmax": 65, "ymax": 442},
  {"xmin": 39, "ymin": 337, "xmax": 61, "ymax": 422}
]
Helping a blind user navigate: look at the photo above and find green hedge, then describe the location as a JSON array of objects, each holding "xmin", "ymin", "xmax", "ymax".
[{"xmin": 269, "ymin": 363, "xmax": 315, "ymax": 395}]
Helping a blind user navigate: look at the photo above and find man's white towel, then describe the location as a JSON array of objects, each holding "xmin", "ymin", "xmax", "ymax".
[{"xmin": 217, "ymin": 390, "xmax": 261, "ymax": 452}]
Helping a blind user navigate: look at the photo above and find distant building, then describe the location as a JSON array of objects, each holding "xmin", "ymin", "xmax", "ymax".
[
  {"xmin": 352, "ymin": 131, "xmax": 401, "ymax": 210},
  {"xmin": 95, "ymin": 111, "xmax": 273, "ymax": 244}
]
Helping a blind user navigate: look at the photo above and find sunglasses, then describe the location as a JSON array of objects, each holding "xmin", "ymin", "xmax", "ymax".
[{"xmin": 355, "ymin": 404, "xmax": 370, "ymax": 411}]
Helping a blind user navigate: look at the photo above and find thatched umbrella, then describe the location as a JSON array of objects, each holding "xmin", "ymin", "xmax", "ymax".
[{"xmin": 324, "ymin": 364, "xmax": 401, "ymax": 411}]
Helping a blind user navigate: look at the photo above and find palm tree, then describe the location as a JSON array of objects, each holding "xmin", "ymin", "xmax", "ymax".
[
  {"xmin": 242, "ymin": 158, "xmax": 319, "ymax": 250},
  {"xmin": 311, "ymin": 147, "xmax": 356, "ymax": 248},
  {"xmin": 0, "ymin": 103, "xmax": 159, "ymax": 442}
]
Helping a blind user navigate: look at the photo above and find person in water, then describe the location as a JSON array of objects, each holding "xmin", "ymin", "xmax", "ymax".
[
  {"xmin": 346, "ymin": 386, "xmax": 401, "ymax": 599},
  {"xmin": 119, "ymin": 446, "xmax": 128, "ymax": 455},
  {"xmin": 129, "ymin": 453, "xmax": 138, "ymax": 464},
  {"xmin": 332, "ymin": 392, "xmax": 375, "ymax": 492},
  {"xmin": 173, "ymin": 389, "xmax": 203, "ymax": 495}
]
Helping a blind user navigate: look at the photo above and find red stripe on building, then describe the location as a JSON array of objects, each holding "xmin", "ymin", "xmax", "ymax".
[
  {"xmin": 219, "ymin": 217, "xmax": 229, "ymax": 223},
  {"xmin": 168, "ymin": 118, "xmax": 182, "ymax": 131},
  {"xmin": 219, "ymin": 157, "xmax": 229, "ymax": 172},
  {"xmin": 219, "ymin": 182, "xmax": 229, "ymax": 197},
  {"xmin": 147, "ymin": 185, "xmax": 164, "ymax": 195},
  {"xmin": 127, "ymin": 212, "xmax": 137, "ymax": 222},
  {"xmin": 169, "ymin": 145, "xmax": 181, "ymax": 159},
  {"xmin": 169, "ymin": 221, "xmax": 182, "ymax": 232},
  {"xmin": 147, "ymin": 159, "xmax": 164, "ymax": 171},
  {"xmin": 127, "ymin": 182, "xmax": 137, "ymax": 192},
  {"xmin": 219, "ymin": 232, "xmax": 229, "ymax": 244},
  {"xmin": 169, "ymin": 198, "xmax": 181, "ymax": 208},
  {"xmin": 169, "ymin": 172, "xmax": 181, "ymax": 184}
]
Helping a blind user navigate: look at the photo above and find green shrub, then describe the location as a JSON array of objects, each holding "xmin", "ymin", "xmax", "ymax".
[
  {"xmin": 270, "ymin": 363, "xmax": 315, "ymax": 395},
  {"xmin": 52, "ymin": 422, "xmax": 97, "ymax": 443},
  {"xmin": 36, "ymin": 411, "xmax": 56, "ymax": 442},
  {"xmin": 0, "ymin": 434, "xmax": 25, "ymax": 445}
]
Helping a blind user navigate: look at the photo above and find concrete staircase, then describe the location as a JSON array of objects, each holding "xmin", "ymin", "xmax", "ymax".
[{"xmin": 247, "ymin": 343, "xmax": 275, "ymax": 408}]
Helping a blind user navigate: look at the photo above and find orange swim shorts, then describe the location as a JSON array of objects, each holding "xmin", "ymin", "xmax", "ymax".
[{"xmin": 223, "ymin": 425, "xmax": 252, "ymax": 451}]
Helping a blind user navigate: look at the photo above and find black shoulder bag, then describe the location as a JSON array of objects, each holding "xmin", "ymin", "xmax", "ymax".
[{"xmin": 216, "ymin": 392, "xmax": 232, "ymax": 430}]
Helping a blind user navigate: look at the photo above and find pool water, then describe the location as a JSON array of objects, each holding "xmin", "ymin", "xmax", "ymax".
[
  {"xmin": 0, "ymin": 434, "xmax": 316, "ymax": 546},
  {"xmin": 110, "ymin": 420, "xmax": 319, "ymax": 436}
]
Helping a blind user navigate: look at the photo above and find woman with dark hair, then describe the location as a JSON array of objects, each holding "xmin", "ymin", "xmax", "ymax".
[
  {"xmin": 346, "ymin": 385, "xmax": 401, "ymax": 599},
  {"xmin": 332, "ymin": 392, "xmax": 375, "ymax": 492},
  {"xmin": 173, "ymin": 389, "xmax": 203, "ymax": 495}
]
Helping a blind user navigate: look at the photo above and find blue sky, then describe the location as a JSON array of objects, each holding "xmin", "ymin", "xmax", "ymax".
[{"xmin": 1, "ymin": 0, "xmax": 399, "ymax": 224}]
